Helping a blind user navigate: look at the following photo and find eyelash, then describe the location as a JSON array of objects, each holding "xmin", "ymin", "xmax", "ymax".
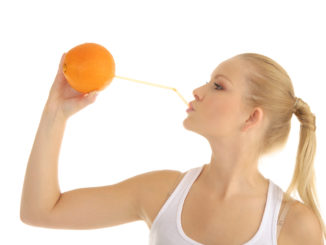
[{"xmin": 206, "ymin": 82, "xmax": 224, "ymax": 90}]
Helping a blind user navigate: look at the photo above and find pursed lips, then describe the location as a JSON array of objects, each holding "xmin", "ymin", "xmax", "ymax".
[{"xmin": 188, "ymin": 102, "xmax": 195, "ymax": 111}]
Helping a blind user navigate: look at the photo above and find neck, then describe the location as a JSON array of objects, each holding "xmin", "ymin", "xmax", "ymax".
[{"xmin": 199, "ymin": 160, "xmax": 267, "ymax": 201}]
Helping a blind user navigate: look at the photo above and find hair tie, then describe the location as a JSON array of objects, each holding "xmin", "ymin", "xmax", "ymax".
[
  {"xmin": 292, "ymin": 97, "xmax": 299, "ymax": 113},
  {"xmin": 293, "ymin": 97, "xmax": 316, "ymax": 131}
]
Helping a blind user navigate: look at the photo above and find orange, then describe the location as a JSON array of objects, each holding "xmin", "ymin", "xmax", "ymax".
[{"xmin": 63, "ymin": 42, "xmax": 115, "ymax": 93}]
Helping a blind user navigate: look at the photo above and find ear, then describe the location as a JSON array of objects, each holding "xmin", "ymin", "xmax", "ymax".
[{"xmin": 241, "ymin": 107, "xmax": 264, "ymax": 132}]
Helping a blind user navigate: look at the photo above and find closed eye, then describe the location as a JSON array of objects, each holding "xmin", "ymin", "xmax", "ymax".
[
  {"xmin": 206, "ymin": 81, "xmax": 223, "ymax": 90},
  {"xmin": 214, "ymin": 82, "xmax": 223, "ymax": 90}
]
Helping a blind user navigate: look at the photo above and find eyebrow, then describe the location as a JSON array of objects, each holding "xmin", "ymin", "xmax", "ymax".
[{"xmin": 211, "ymin": 74, "xmax": 233, "ymax": 85}]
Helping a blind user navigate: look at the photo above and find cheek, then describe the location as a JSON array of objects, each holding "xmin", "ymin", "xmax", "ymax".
[
  {"xmin": 207, "ymin": 99, "xmax": 241, "ymax": 125},
  {"xmin": 213, "ymin": 97, "xmax": 239, "ymax": 115}
]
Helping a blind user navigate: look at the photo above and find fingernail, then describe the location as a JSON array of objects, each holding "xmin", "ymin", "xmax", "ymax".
[{"xmin": 90, "ymin": 91, "xmax": 98, "ymax": 97}]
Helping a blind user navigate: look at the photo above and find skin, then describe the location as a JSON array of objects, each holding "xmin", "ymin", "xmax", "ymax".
[{"xmin": 183, "ymin": 56, "xmax": 269, "ymax": 201}]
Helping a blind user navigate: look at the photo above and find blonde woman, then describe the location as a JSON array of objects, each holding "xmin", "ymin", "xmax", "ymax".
[{"xmin": 20, "ymin": 53, "xmax": 325, "ymax": 244}]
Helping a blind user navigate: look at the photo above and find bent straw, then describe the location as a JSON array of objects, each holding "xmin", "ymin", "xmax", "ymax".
[{"xmin": 115, "ymin": 75, "xmax": 189, "ymax": 107}]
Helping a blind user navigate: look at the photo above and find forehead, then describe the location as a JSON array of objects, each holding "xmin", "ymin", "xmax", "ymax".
[{"xmin": 210, "ymin": 58, "xmax": 247, "ymax": 85}]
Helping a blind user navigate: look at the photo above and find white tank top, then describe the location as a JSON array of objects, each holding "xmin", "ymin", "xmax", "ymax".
[{"xmin": 149, "ymin": 165, "xmax": 285, "ymax": 245}]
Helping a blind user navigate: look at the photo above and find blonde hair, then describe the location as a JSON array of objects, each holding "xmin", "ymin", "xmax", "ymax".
[{"xmin": 235, "ymin": 53, "xmax": 325, "ymax": 239}]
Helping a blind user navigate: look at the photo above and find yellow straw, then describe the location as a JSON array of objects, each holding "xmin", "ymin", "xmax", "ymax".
[{"xmin": 115, "ymin": 75, "xmax": 189, "ymax": 106}]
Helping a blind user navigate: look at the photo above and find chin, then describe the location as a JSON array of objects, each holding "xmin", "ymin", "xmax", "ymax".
[
  {"xmin": 183, "ymin": 119, "xmax": 198, "ymax": 133},
  {"xmin": 183, "ymin": 118, "xmax": 191, "ymax": 129}
]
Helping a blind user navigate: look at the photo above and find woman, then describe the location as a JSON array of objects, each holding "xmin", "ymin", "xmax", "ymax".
[{"xmin": 20, "ymin": 53, "xmax": 325, "ymax": 244}]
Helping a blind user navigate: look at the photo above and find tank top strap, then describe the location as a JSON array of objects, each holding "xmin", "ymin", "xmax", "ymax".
[{"xmin": 276, "ymin": 198, "xmax": 296, "ymax": 239}]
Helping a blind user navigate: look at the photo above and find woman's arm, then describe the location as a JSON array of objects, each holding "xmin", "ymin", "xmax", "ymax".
[
  {"xmin": 20, "ymin": 52, "xmax": 98, "ymax": 224},
  {"xmin": 20, "ymin": 103, "xmax": 67, "ymax": 223}
]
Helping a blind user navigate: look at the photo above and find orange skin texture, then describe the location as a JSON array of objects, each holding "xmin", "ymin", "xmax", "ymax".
[{"xmin": 63, "ymin": 43, "xmax": 115, "ymax": 93}]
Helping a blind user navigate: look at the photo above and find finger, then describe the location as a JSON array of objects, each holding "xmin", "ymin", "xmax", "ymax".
[
  {"xmin": 60, "ymin": 52, "xmax": 66, "ymax": 63},
  {"xmin": 58, "ymin": 53, "xmax": 66, "ymax": 71},
  {"xmin": 84, "ymin": 91, "xmax": 99, "ymax": 104},
  {"xmin": 53, "ymin": 53, "xmax": 67, "ymax": 87}
]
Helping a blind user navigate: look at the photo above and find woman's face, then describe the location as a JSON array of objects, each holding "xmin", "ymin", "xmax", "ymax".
[{"xmin": 183, "ymin": 57, "xmax": 251, "ymax": 139}]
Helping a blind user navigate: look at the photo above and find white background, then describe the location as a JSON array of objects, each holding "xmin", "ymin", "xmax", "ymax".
[{"xmin": 1, "ymin": 0, "xmax": 325, "ymax": 244}]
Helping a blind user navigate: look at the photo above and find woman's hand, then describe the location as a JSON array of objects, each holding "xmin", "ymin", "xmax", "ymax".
[{"xmin": 46, "ymin": 53, "xmax": 99, "ymax": 120}]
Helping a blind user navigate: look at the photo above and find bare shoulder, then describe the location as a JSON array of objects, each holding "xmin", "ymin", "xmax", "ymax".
[
  {"xmin": 133, "ymin": 168, "xmax": 185, "ymax": 197},
  {"xmin": 135, "ymin": 168, "xmax": 187, "ymax": 228},
  {"xmin": 281, "ymin": 199, "xmax": 324, "ymax": 244}
]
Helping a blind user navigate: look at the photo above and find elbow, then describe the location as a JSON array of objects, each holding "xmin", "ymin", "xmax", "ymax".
[
  {"xmin": 20, "ymin": 209, "xmax": 47, "ymax": 227},
  {"xmin": 20, "ymin": 211, "xmax": 37, "ymax": 226},
  {"xmin": 20, "ymin": 204, "xmax": 33, "ymax": 224},
  {"xmin": 20, "ymin": 214, "xmax": 47, "ymax": 228},
  {"xmin": 20, "ymin": 215, "xmax": 35, "ymax": 226},
  {"xmin": 20, "ymin": 212, "xmax": 35, "ymax": 226},
  {"xmin": 20, "ymin": 206, "xmax": 29, "ymax": 223}
]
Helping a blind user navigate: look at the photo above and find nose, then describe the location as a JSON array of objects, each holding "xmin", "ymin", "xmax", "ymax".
[{"xmin": 192, "ymin": 88, "xmax": 200, "ymax": 101}]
